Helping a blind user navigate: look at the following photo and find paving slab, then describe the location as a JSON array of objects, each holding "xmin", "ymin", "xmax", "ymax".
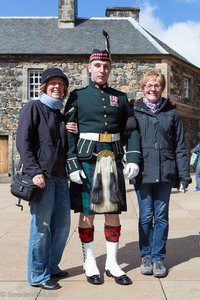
[
  {"xmin": 162, "ymin": 281, "xmax": 200, "ymax": 300},
  {"xmin": 0, "ymin": 174, "xmax": 200, "ymax": 300}
]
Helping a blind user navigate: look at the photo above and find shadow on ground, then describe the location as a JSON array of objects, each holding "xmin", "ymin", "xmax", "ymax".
[{"xmin": 64, "ymin": 234, "xmax": 200, "ymax": 279}]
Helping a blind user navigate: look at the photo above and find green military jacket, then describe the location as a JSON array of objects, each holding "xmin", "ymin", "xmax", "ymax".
[{"xmin": 65, "ymin": 80, "xmax": 141, "ymax": 173}]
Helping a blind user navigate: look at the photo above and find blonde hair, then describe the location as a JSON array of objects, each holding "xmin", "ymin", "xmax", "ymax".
[
  {"xmin": 140, "ymin": 69, "xmax": 166, "ymax": 91},
  {"xmin": 40, "ymin": 79, "xmax": 68, "ymax": 99}
]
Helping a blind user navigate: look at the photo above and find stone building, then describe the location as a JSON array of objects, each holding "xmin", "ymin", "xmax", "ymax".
[{"xmin": 0, "ymin": 0, "xmax": 200, "ymax": 181}]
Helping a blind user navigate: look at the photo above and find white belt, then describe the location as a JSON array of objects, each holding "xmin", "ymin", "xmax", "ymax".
[{"xmin": 79, "ymin": 132, "xmax": 120, "ymax": 143}]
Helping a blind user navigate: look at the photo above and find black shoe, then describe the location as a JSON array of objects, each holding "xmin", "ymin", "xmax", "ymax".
[
  {"xmin": 106, "ymin": 270, "xmax": 132, "ymax": 285},
  {"xmin": 32, "ymin": 279, "xmax": 61, "ymax": 290},
  {"xmin": 51, "ymin": 270, "xmax": 69, "ymax": 279},
  {"xmin": 86, "ymin": 275, "xmax": 102, "ymax": 285}
]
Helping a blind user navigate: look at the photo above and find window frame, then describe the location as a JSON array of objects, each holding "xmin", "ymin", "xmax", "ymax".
[
  {"xmin": 28, "ymin": 69, "xmax": 43, "ymax": 100},
  {"xmin": 183, "ymin": 77, "xmax": 190, "ymax": 99}
]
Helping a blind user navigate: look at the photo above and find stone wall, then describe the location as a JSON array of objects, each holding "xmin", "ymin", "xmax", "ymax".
[{"xmin": 0, "ymin": 54, "xmax": 200, "ymax": 177}]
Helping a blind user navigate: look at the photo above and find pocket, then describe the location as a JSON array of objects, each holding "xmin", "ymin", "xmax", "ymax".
[
  {"xmin": 142, "ymin": 151, "xmax": 149, "ymax": 164},
  {"xmin": 162, "ymin": 151, "xmax": 175, "ymax": 160},
  {"xmin": 141, "ymin": 151, "xmax": 149, "ymax": 176},
  {"xmin": 37, "ymin": 143, "xmax": 52, "ymax": 164},
  {"xmin": 77, "ymin": 139, "xmax": 96, "ymax": 159},
  {"xmin": 161, "ymin": 151, "xmax": 176, "ymax": 180}
]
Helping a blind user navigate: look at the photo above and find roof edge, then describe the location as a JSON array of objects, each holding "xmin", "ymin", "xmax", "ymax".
[{"xmin": 127, "ymin": 17, "xmax": 168, "ymax": 55}]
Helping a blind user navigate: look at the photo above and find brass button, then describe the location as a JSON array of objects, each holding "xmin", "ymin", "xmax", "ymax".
[
  {"xmin": 105, "ymin": 122, "xmax": 108, "ymax": 126},
  {"xmin": 104, "ymin": 114, "xmax": 107, "ymax": 118}
]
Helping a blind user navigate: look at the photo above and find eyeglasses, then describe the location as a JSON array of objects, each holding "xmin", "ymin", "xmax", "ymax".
[{"xmin": 144, "ymin": 84, "xmax": 162, "ymax": 90}]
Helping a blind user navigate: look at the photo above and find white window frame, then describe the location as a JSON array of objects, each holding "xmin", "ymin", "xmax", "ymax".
[
  {"xmin": 28, "ymin": 69, "xmax": 43, "ymax": 100},
  {"xmin": 183, "ymin": 77, "xmax": 190, "ymax": 99}
]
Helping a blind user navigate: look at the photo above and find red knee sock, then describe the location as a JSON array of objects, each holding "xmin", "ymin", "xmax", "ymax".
[
  {"xmin": 79, "ymin": 226, "xmax": 94, "ymax": 243},
  {"xmin": 104, "ymin": 224, "xmax": 121, "ymax": 242}
]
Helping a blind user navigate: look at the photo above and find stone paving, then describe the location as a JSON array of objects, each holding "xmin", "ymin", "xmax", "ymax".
[{"xmin": 0, "ymin": 175, "xmax": 200, "ymax": 300}]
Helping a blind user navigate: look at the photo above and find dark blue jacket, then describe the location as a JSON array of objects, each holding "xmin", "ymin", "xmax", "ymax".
[
  {"xmin": 16, "ymin": 100, "xmax": 67, "ymax": 178},
  {"xmin": 131, "ymin": 97, "xmax": 190, "ymax": 186}
]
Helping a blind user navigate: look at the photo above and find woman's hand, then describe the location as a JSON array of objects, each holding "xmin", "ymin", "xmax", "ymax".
[
  {"xmin": 32, "ymin": 174, "xmax": 46, "ymax": 188},
  {"xmin": 66, "ymin": 122, "xmax": 78, "ymax": 134}
]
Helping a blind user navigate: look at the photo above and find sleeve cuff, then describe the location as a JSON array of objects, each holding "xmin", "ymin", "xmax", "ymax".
[
  {"xmin": 126, "ymin": 150, "xmax": 141, "ymax": 164},
  {"xmin": 67, "ymin": 157, "xmax": 82, "ymax": 174}
]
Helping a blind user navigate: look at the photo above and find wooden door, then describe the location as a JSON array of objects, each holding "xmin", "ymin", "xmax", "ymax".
[{"xmin": 0, "ymin": 136, "xmax": 8, "ymax": 173}]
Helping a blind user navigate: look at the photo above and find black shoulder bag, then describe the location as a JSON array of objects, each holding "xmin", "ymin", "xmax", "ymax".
[{"xmin": 10, "ymin": 141, "xmax": 60, "ymax": 210}]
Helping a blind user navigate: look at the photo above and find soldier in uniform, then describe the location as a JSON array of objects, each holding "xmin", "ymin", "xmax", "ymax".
[{"xmin": 65, "ymin": 32, "xmax": 141, "ymax": 285}]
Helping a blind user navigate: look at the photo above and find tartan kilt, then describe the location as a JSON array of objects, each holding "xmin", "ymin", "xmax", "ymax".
[{"xmin": 69, "ymin": 155, "xmax": 127, "ymax": 215}]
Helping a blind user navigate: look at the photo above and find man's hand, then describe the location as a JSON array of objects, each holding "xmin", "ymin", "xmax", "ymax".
[
  {"xmin": 69, "ymin": 170, "xmax": 86, "ymax": 184},
  {"xmin": 124, "ymin": 163, "xmax": 139, "ymax": 180}
]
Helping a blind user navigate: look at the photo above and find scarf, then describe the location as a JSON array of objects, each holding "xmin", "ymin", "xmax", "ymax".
[
  {"xmin": 143, "ymin": 97, "xmax": 163, "ymax": 113},
  {"xmin": 40, "ymin": 93, "xmax": 63, "ymax": 110}
]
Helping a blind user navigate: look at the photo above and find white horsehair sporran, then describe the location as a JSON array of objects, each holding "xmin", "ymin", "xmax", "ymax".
[{"xmin": 90, "ymin": 150, "xmax": 121, "ymax": 213}]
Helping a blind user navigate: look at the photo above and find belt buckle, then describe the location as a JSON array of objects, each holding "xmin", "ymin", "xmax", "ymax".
[{"xmin": 99, "ymin": 133, "xmax": 112, "ymax": 143}]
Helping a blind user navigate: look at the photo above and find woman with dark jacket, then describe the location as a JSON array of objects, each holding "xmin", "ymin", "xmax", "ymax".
[
  {"xmin": 16, "ymin": 68, "xmax": 76, "ymax": 290},
  {"xmin": 130, "ymin": 69, "xmax": 191, "ymax": 278}
]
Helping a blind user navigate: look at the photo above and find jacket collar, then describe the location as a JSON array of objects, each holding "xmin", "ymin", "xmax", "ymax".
[
  {"xmin": 89, "ymin": 80, "xmax": 108, "ymax": 90},
  {"xmin": 134, "ymin": 97, "xmax": 169, "ymax": 114}
]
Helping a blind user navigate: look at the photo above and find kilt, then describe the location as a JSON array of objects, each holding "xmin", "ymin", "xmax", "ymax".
[{"xmin": 69, "ymin": 143, "xmax": 127, "ymax": 215}]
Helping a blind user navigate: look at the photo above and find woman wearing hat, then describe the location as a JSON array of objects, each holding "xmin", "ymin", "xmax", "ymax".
[{"xmin": 16, "ymin": 67, "xmax": 77, "ymax": 290}]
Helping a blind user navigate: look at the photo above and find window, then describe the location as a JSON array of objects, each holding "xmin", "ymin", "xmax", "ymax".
[
  {"xmin": 28, "ymin": 69, "xmax": 43, "ymax": 100},
  {"xmin": 183, "ymin": 77, "xmax": 190, "ymax": 99}
]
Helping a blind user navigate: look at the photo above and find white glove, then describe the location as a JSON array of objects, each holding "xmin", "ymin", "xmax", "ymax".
[
  {"xmin": 179, "ymin": 182, "xmax": 185, "ymax": 193},
  {"xmin": 69, "ymin": 170, "xmax": 86, "ymax": 184},
  {"xmin": 124, "ymin": 163, "xmax": 139, "ymax": 180}
]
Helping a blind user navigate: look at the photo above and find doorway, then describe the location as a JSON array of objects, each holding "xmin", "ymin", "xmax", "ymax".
[{"xmin": 0, "ymin": 136, "xmax": 8, "ymax": 173}]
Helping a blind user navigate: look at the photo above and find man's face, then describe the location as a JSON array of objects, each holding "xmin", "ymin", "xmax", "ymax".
[{"xmin": 88, "ymin": 60, "xmax": 111, "ymax": 85}]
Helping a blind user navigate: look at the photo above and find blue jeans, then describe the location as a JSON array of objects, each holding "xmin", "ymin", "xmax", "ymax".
[
  {"xmin": 135, "ymin": 183, "xmax": 172, "ymax": 262},
  {"xmin": 28, "ymin": 177, "xmax": 70, "ymax": 285},
  {"xmin": 195, "ymin": 157, "xmax": 200, "ymax": 191}
]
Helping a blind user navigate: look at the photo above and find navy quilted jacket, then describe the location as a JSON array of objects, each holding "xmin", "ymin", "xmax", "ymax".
[{"xmin": 131, "ymin": 97, "xmax": 190, "ymax": 185}]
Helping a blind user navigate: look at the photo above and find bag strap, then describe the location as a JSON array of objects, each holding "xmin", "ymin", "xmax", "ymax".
[{"xmin": 15, "ymin": 160, "xmax": 23, "ymax": 173}]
